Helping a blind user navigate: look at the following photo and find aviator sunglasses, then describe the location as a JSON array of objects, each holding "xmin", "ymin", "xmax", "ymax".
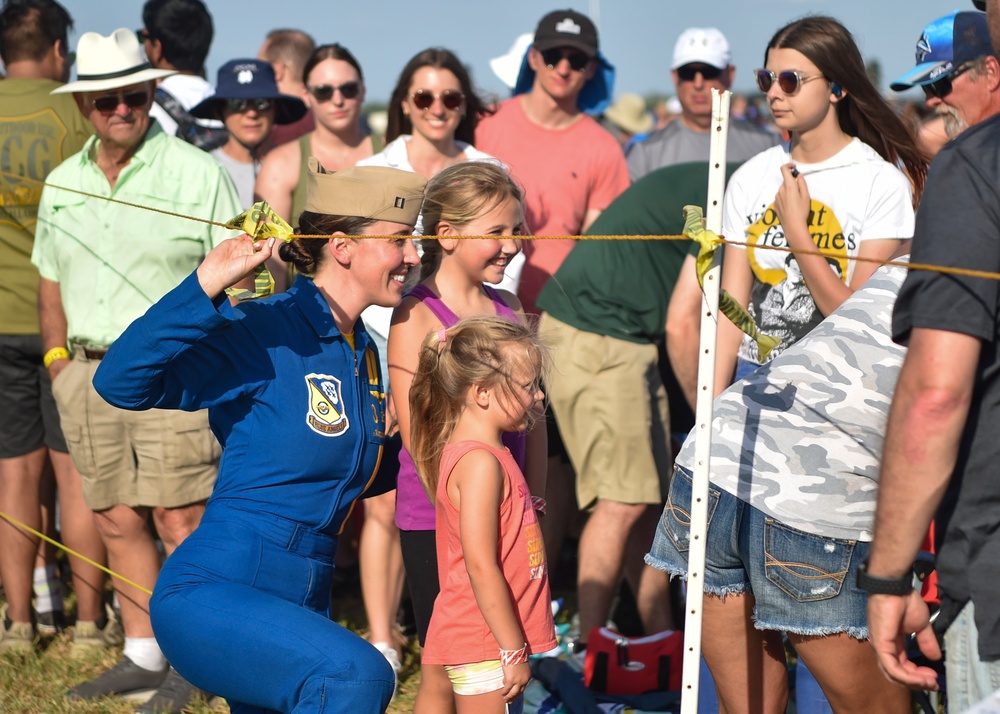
[
  {"xmin": 92, "ymin": 90, "xmax": 150, "ymax": 113},
  {"xmin": 540, "ymin": 47, "xmax": 591, "ymax": 72},
  {"xmin": 755, "ymin": 68, "xmax": 825, "ymax": 95},
  {"xmin": 225, "ymin": 98, "xmax": 273, "ymax": 113},
  {"xmin": 922, "ymin": 63, "xmax": 974, "ymax": 100},
  {"xmin": 308, "ymin": 81, "xmax": 361, "ymax": 102},
  {"xmin": 411, "ymin": 89, "xmax": 465, "ymax": 111},
  {"xmin": 676, "ymin": 64, "xmax": 724, "ymax": 82}
]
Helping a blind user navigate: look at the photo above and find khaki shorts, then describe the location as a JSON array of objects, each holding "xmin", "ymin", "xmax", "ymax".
[
  {"xmin": 540, "ymin": 313, "xmax": 670, "ymax": 509},
  {"xmin": 52, "ymin": 353, "xmax": 220, "ymax": 511}
]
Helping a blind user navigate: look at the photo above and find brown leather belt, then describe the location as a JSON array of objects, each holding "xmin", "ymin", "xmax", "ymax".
[{"xmin": 81, "ymin": 347, "xmax": 108, "ymax": 360}]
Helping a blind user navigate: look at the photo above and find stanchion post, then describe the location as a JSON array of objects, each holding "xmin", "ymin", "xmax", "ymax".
[{"xmin": 679, "ymin": 87, "xmax": 731, "ymax": 714}]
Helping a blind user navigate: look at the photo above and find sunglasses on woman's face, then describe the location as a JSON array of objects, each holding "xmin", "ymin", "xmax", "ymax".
[
  {"xmin": 676, "ymin": 64, "xmax": 724, "ymax": 82},
  {"xmin": 225, "ymin": 98, "xmax": 273, "ymax": 114},
  {"xmin": 539, "ymin": 48, "xmax": 591, "ymax": 72},
  {"xmin": 922, "ymin": 63, "xmax": 974, "ymax": 100},
  {"xmin": 755, "ymin": 68, "xmax": 824, "ymax": 95},
  {"xmin": 308, "ymin": 82, "xmax": 361, "ymax": 102},
  {"xmin": 92, "ymin": 90, "xmax": 150, "ymax": 113},
  {"xmin": 410, "ymin": 89, "xmax": 464, "ymax": 111}
]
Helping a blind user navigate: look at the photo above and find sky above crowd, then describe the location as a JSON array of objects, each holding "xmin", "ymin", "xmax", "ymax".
[{"xmin": 60, "ymin": 0, "xmax": 967, "ymax": 104}]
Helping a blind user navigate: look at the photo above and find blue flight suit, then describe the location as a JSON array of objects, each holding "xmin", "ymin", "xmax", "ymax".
[{"xmin": 94, "ymin": 271, "xmax": 395, "ymax": 714}]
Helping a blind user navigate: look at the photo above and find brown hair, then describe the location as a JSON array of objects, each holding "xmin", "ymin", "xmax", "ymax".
[
  {"xmin": 418, "ymin": 161, "xmax": 524, "ymax": 280},
  {"xmin": 766, "ymin": 16, "xmax": 927, "ymax": 203},
  {"xmin": 0, "ymin": 0, "xmax": 72, "ymax": 65},
  {"xmin": 278, "ymin": 212, "xmax": 378, "ymax": 275},
  {"xmin": 408, "ymin": 316, "xmax": 545, "ymax": 500},
  {"xmin": 302, "ymin": 42, "xmax": 363, "ymax": 86},
  {"xmin": 385, "ymin": 47, "xmax": 493, "ymax": 145},
  {"xmin": 261, "ymin": 29, "xmax": 315, "ymax": 84}
]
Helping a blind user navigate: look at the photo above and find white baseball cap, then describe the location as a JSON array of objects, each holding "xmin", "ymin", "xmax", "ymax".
[{"xmin": 671, "ymin": 28, "xmax": 732, "ymax": 70}]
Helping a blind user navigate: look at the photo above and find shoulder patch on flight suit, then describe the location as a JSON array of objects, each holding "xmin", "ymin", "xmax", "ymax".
[{"xmin": 305, "ymin": 373, "xmax": 349, "ymax": 437}]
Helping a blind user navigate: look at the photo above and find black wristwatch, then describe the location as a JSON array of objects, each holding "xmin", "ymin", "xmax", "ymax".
[{"xmin": 856, "ymin": 560, "xmax": 914, "ymax": 595}]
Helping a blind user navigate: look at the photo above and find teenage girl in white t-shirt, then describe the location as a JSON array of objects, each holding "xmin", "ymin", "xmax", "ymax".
[
  {"xmin": 695, "ymin": 16, "xmax": 930, "ymax": 714},
  {"xmin": 714, "ymin": 16, "xmax": 927, "ymax": 397}
]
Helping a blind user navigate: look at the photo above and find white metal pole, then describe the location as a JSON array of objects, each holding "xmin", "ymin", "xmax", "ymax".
[{"xmin": 679, "ymin": 88, "xmax": 731, "ymax": 714}]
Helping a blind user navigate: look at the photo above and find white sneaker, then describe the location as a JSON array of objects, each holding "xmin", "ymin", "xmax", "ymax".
[{"xmin": 372, "ymin": 641, "xmax": 401, "ymax": 699}]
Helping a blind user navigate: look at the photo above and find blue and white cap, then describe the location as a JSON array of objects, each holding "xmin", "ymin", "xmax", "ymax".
[{"xmin": 891, "ymin": 11, "xmax": 994, "ymax": 90}]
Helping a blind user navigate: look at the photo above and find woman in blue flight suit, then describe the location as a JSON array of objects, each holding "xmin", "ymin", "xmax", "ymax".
[{"xmin": 93, "ymin": 164, "xmax": 426, "ymax": 714}]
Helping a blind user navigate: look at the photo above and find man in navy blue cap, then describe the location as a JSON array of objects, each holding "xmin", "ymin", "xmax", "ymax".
[{"xmin": 891, "ymin": 10, "xmax": 1000, "ymax": 132}]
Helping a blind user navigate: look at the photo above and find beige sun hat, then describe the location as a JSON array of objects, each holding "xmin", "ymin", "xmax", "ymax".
[
  {"xmin": 604, "ymin": 93, "xmax": 653, "ymax": 136},
  {"xmin": 51, "ymin": 28, "xmax": 175, "ymax": 95}
]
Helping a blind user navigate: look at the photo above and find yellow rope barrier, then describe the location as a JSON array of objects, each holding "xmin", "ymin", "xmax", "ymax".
[
  {"xmin": 6, "ymin": 167, "xmax": 1000, "ymax": 283},
  {"xmin": 0, "ymin": 510, "xmax": 153, "ymax": 596},
  {"xmin": 0, "ymin": 165, "xmax": 993, "ymax": 593}
]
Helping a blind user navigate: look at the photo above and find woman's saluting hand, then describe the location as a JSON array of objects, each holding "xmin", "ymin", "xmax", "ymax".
[{"xmin": 197, "ymin": 235, "xmax": 276, "ymax": 299}]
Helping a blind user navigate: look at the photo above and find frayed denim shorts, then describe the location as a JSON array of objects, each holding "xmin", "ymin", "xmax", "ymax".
[{"xmin": 645, "ymin": 465, "xmax": 871, "ymax": 640}]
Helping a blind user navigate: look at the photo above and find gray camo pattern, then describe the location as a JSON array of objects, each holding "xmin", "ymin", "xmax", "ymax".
[{"xmin": 676, "ymin": 262, "xmax": 908, "ymax": 541}]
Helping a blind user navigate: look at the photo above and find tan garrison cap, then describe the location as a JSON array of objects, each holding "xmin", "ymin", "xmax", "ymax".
[{"xmin": 304, "ymin": 159, "xmax": 426, "ymax": 226}]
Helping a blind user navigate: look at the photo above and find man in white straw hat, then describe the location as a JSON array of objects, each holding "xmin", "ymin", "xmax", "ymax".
[{"xmin": 32, "ymin": 26, "xmax": 240, "ymax": 714}]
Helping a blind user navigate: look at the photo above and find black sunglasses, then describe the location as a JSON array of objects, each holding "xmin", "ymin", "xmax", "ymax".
[
  {"xmin": 92, "ymin": 90, "xmax": 150, "ymax": 113},
  {"xmin": 308, "ymin": 82, "xmax": 361, "ymax": 102},
  {"xmin": 755, "ymin": 68, "xmax": 825, "ymax": 95},
  {"xmin": 411, "ymin": 89, "xmax": 464, "ymax": 111},
  {"xmin": 676, "ymin": 64, "xmax": 725, "ymax": 82},
  {"xmin": 135, "ymin": 29, "xmax": 152, "ymax": 43},
  {"xmin": 923, "ymin": 63, "xmax": 974, "ymax": 100},
  {"xmin": 540, "ymin": 48, "xmax": 591, "ymax": 72},
  {"xmin": 225, "ymin": 98, "xmax": 274, "ymax": 114}
]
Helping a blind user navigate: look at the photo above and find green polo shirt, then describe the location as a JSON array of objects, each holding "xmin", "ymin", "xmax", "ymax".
[
  {"xmin": 0, "ymin": 78, "xmax": 93, "ymax": 334},
  {"xmin": 536, "ymin": 161, "xmax": 740, "ymax": 344},
  {"xmin": 32, "ymin": 121, "xmax": 241, "ymax": 347}
]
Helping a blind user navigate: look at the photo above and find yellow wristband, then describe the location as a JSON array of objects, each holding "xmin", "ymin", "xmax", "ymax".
[{"xmin": 43, "ymin": 347, "xmax": 70, "ymax": 369}]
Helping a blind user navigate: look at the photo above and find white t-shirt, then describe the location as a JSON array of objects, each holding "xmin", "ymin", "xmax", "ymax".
[
  {"xmin": 722, "ymin": 138, "xmax": 914, "ymax": 363},
  {"xmin": 355, "ymin": 134, "xmax": 496, "ymax": 171},
  {"xmin": 150, "ymin": 74, "xmax": 221, "ymax": 137}
]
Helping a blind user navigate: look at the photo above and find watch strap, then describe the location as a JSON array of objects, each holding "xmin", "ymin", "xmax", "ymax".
[{"xmin": 856, "ymin": 560, "xmax": 914, "ymax": 595}]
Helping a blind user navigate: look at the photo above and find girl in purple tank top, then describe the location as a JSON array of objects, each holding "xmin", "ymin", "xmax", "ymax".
[{"xmin": 388, "ymin": 162, "xmax": 546, "ymax": 713}]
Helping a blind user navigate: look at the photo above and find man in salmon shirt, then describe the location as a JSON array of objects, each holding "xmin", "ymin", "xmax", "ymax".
[{"xmin": 476, "ymin": 8, "xmax": 629, "ymax": 316}]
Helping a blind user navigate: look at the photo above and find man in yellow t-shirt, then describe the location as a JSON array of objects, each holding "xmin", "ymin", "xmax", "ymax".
[{"xmin": 0, "ymin": 0, "xmax": 103, "ymax": 654}]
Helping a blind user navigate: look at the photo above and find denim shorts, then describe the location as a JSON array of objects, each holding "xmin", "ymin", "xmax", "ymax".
[{"xmin": 646, "ymin": 465, "xmax": 870, "ymax": 639}]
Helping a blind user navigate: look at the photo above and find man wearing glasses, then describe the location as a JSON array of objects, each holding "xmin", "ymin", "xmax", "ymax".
[
  {"xmin": 868, "ymin": 1, "xmax": 1000, "ymax": 711},
  {"xmin": 32, "ymin": 27, "xmax": 240, "ymax": 714},
  {"xmin": 626, "ymin": 27, "xmax": 776, "ymax": 181},
  {"xmin": 138, "ymin": 0, "xmax": 226, "ymax": 150},
  {"xmin": 891, "ymin": 10, "xmax": 1000, "ymax": 134},
  {"xmin": 476, "ymin": 9, "xmax": 629, "ymax": 317}
]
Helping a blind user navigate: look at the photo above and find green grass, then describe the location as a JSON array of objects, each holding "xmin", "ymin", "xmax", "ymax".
[
  {"xmin": 0, "ymin": 539, "xmax": 582, "ymax": 712},
  {"xmin": 0, "ymin": 594, "xmax": 421, "ymax": 714}
]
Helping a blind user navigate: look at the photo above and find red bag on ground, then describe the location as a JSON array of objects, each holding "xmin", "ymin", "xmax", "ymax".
[{"xmin": 583, "ymin": 626, "xmax": 684, "ymax": 695}]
